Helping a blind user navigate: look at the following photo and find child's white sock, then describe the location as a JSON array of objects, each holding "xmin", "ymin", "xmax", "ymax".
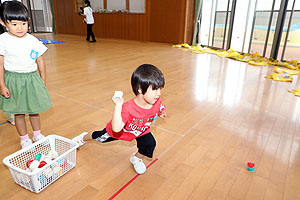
[
  {"xmin": 20, "ymin": 134, "xmax": 29, "ymax": 141},
  {"xmin": 33, "ymin": 130, "xmax": 41, "ymax": 137}
]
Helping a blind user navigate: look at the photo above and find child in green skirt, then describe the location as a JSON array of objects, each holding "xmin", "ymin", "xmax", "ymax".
[{"xmin": 0, "ymin": 1, "xmax": 52, "ymax": 148}]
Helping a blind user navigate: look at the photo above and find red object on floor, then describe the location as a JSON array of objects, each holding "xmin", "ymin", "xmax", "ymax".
[{"xmin": 247, "ymin": 162, "xmax": 255, "ymax": 168}]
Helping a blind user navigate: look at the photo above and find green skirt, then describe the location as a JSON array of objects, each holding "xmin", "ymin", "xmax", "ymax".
[{"xmin": 0, "ymin": 71, "xmax": 52, "ymax": 114}]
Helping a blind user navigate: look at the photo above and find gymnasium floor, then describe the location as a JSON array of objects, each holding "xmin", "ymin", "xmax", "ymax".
[{"xmin": 0, "ymin": 34, "xmax": 300, "ymax": 200}]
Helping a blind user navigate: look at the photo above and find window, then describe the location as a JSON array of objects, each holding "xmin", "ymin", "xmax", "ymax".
[
  {"xmin": 76, "ymin": 0, "xmax": 145, "ymax": 13},
  {"xmin": 129, "ymin": 0, "xmax": 145, "ymax": 13},
  {"xmin": 91, "ymin": 0, "xmax": 104, "ymax": 10},
  {"xmin": 107, "ymin": 0, "xmax": 126, "ymax": 11}
]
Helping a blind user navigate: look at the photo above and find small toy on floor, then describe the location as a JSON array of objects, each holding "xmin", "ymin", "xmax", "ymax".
[{"xmin": 247, "ymin": 162, "xmax": 255, "ymax": 172}]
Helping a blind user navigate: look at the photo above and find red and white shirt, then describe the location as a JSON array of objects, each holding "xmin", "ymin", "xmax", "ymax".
[{"xmin": 106, "ymin": 97, "xmax": 165, "ymax": 141}]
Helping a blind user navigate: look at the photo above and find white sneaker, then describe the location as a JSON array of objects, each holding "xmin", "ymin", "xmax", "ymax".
[
  {"xmin": 72, "ymin": 132, "xmax": 88, "ymax": 147},
  {"xmin": 6, "ymin": 114, "xmax": 15, "ymax": 126},
  {"xmin": 21, "ymin": 139, "xmax": 33, "ymax": 149},
  {"xmin": 33, "ymin": 134, "xmax": 45, "ymax": 142},
  {"xmin": 130, "ymin": 154, "xmax": 146, "ymax": 174}
]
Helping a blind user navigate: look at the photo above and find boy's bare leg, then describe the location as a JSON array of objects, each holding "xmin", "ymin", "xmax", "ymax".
[{"xmin": 135, "ymin": 152, "xmax": 145, "ymax": 160}]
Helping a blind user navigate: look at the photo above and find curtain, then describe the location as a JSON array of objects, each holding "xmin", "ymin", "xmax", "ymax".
[
  {"xmin": 49, "ymin": 0, "xmax": 56, "ymax": 34},
  {"xmin": 192, "ymin": 0, "xmax": 202, "ymax": 45}
]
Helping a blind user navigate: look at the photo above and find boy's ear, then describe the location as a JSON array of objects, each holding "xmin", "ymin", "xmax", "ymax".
[
  {"xmin": 0, "ymin": 19, "xmax": 5, "ymax": 27},
  {"xmin": 138, "ymin": 88, "xmax": 142, "ymax": 94}
]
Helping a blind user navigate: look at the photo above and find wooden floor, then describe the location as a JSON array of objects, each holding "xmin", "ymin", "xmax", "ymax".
[{"xmin": 1, "ymin": 34, "xmax": 300, "ymax": 200}]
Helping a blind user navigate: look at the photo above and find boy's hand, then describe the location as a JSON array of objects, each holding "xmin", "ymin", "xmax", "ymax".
[
  {"xmin": 112, "ymin": 91, "xmax": 124, "ymax": 105},
  {"xmin": 159, "ymin": 111, "xmax": 167, "ymax": 118},
  {"xmin": 0, "ymin": 86, "xmax": 10, "ymax": 98},
  {"xmin": 112, "ymin": 96, "xmax": 124, "ymax": 105}
]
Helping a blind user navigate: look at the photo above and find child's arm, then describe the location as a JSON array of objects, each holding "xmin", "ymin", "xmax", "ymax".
[
  {"xmin": 111, "ymin": 96, "xmax": 125, "ymax": 132},
  {"xmin": 0, "ymin": 55, "xmax": 10, "ymax": 98},
  {"xmin": 36, "ymin": 55, "xmax": 46, "ymax": 85}
]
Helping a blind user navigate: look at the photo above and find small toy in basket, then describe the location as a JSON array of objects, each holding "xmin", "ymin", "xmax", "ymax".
[{"xmin": 2, "ymin": 135, "xmax": 79, "ymax": 193}]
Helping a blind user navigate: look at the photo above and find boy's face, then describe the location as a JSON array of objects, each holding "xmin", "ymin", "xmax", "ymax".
[
  {"xmin": 142, "ymin": 86, "xmax": 161, "ymax": 105},
  {"xmin": 5, "ymin": 20, "xmax": 28, "ymax": 38}
]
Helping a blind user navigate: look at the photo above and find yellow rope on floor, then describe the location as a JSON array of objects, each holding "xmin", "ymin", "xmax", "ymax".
[{"xmin": 172, "ymin": 44, "xmax": 300, "ymax": 70}]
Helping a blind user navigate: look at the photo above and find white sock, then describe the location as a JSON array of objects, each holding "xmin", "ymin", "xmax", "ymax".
[{"xmin": 20, "ymin": 134, "xmax": 29, "ymax": 141}]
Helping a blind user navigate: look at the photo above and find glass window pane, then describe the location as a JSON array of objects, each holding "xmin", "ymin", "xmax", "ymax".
[
  {"xmin": 295, "ymin": 0, "xmax": 300, "ymax": 9},
  {"xmin": 90, "ymin": 0, "xmax": 104, "ymax": 10},
  {"xmin": 265, "ymin": 12, "xmax": 278, "ymax": 57},
  {"xmin": 217, "ymin": 0, "xmax": 229, "ymax": 11},
  {"xmin": 199, "ymin": 0, "xmax": 214, "ymax": 46},
  {"xmin": 250, "ymin": 11, "xmax": 271, "ymax": 54},
  {"xmin": 257, "ymin": 0, "xmax": 274, "ymax": 10},
  {"xmin": 30, "ymin": 0, "xmax": 53, "ymax": 32},
  {"xmin": 107, "ymin": 0, "xmax": 126, "ymax": 11},
  {"xmin": 129, "ymin": 0, "xmax": 145, "ymax": 13},
  {"xmin": 279, "ymin": 10, "xmax": 300, "ymax": 61},
  {"xmin": 212, "ymin": 0, "xmax": 232, "ymax": 49},
  {"xmin": 214, "ymin": 11, "xmax": 227, "ymax": 48}
]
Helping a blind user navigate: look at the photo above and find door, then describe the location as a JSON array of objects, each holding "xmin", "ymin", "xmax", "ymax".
[
  {"xmin": 278, "ymin": 0, "xmax": 300, "ymax": 61},
  {"xmin": 248, "ymin": 0, "xmax": 281, "ymax": 57},
  {"xmin": 22, "ymin": 0, "xmax": 53, "ymax": 33},
  {"xmin": 212, "ymin": 0, "xmax": 233, "ymax": 49}
]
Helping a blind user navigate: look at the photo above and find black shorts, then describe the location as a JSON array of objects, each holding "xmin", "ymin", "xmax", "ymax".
[{"xmin": 92, "ymin": 128, "xmax": 156, "ymax": 158}]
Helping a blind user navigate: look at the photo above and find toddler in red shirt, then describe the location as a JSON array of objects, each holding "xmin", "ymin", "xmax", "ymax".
[{"xmin": 73, "ymin": 64, "xmax": 166, "ymax": 174}]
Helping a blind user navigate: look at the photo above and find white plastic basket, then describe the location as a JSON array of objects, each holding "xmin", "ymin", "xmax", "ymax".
[{"xmin": 2, "ymin": 135, "xmax": 79, "ymax": 193}]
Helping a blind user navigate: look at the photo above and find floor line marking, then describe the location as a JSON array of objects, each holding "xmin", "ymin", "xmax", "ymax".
[
  {"xmin": 0, "ymin": 121, "xmax": 8, "ymax": 126},
  {"xmin": 0, "ymin": 114, "xmax": 28, "ymax": 126},
  {"xmin": 154, "ymin": 126, "xmax": 184, "ymax": 136},
  {"xmin": 49, "ymin": 91, "xmax": 112, "ymax": 113},
  {"xmin": 108, "ymin": 119, "xmax": 201, "ymax": 199},
  {"xmin": 108, "ymin": 158, "xmax": 158, "ymax": 200},
  {"xmin": 157, "ymin": 119, "xmax": 201, "ymax": 159}
]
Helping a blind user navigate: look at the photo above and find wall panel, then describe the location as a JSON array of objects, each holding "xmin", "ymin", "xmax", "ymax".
[{"xmin": 53, "ymin": 0, "xmax": 194, "ymax": 44}]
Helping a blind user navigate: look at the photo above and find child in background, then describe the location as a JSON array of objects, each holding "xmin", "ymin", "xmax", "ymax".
[
  {"xmin": 81, "ymin": 0, "xmax": 96, "ymax": 42},
  {"xmin": 73, "ymin": 64, "xmax": 166, "ymax": 174},
  {"xmin": 0, "ymin": 1, "xmax": 52, "ymax": 148}
]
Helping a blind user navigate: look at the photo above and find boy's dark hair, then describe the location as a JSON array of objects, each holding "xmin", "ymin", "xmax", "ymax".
[
  {"xmin": 0, "ymin": 1, "xmax": 29, "ymax": 24},
  {"xmin": 131, "ymin": 64, "xmax": 165, "ymax": 95},
  {"xmin": 84, "ymin": 0, "xmax": 91, "ymax": 7},
  {"xmin": 0, "ymin": 24, "xmax": 5, "ymax": 34}
]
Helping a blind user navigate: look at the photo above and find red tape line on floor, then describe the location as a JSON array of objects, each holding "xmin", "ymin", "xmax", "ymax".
[{"xmin": 108, "ymin": 158, "xmax": 159, "ymax": 200}]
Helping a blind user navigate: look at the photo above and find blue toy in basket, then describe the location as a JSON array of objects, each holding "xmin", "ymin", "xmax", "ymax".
[{"xmin": 2, "ymin": 135, "xmax": 79, "ymax": 193}]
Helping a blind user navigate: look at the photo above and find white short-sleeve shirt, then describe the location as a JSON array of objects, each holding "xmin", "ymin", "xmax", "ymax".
[
  {"xmin": 84, "ymin": 7, "xmax": 94, "ymax": 24},
  {"xmin": 0, "ymin": 33, "xmax": 47, "ymax": 73}
]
